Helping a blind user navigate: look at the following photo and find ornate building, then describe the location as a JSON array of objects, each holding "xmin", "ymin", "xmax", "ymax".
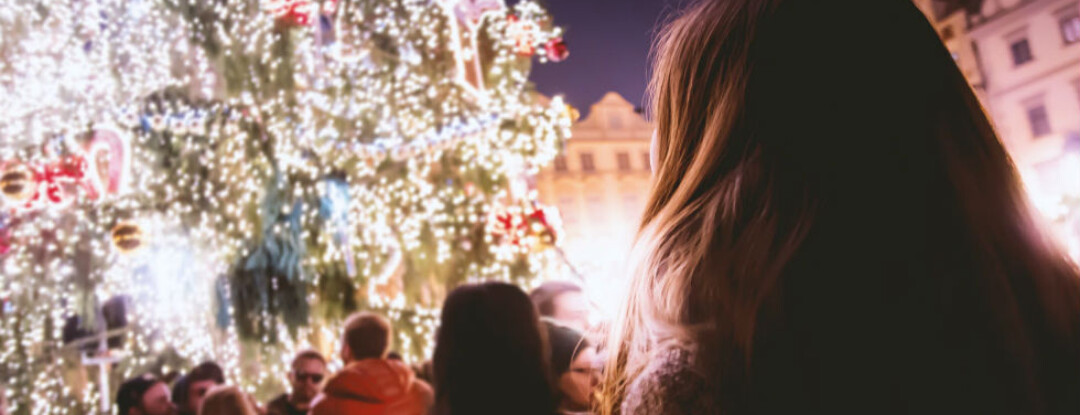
[
  {"xmin": 920, "ymin": 0, "xmax": 1080, "ymax": 258},
  {"xmin": 534, "ymin": 92, "xmax": 653, "ymax": 292}
]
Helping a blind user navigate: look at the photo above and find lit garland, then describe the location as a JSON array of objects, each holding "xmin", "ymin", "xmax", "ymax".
[{"xmin": 0, "ymin": 0, "xmax": 572, "ymax": 413}]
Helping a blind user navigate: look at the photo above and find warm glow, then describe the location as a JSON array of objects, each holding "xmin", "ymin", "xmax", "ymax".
[{"xmin": 0, "ymin": 0, "xmax": 572, "ymax": 412}]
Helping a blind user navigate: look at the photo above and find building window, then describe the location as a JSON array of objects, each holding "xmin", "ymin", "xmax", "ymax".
[
  {"xmin": 1061, "ymin": 11, "xmax": 1080, "ymax": 45},
  {"xmin": 616, "ymin": 152, "xmax": 632, "ymax": 171},
  {"xmin": 1025, "ymin": 102, "xmax": 1052, "ymax": 138},
  {"xmin": 580, "ymin": 153, "xmax": 596, "ymax": 172},
  {"xmin": 1010, "ymin": 37, "xmax": 1034, "ymax": 66},
  {"xmin": 642, "ymin": 152, "xmax": 651, "ymax": 171},
  {"xmin": 553, "ymin": 155, "xmax": 568, "ymax": 172}
]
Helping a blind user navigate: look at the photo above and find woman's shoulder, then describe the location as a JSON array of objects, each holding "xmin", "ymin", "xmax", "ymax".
[{"xmin": 621, "ymin": 343, "xmax": 715, "ymax": 415}]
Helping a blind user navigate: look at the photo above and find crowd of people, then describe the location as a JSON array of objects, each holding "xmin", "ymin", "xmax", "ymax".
[
  {"xmin": 115, "ymin": 281, "xmax": 598, "ymax": 415},
  {"xmin": 114, "ymin": 0, "xmax": 1080, "ymax": 413}
]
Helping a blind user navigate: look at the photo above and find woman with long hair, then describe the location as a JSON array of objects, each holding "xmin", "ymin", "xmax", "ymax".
[
  {"xmin": 601, "ymin": 0, "xmax": 1080, "ymax": 414},
  {"xmin": 433, "ymin": 282, "xmax": 557, "ymax": 415}
]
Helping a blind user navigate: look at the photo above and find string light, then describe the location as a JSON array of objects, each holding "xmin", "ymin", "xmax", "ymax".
[{"xmin": 0, "ymin": 0, "xmax": 572, "ymax": 413}]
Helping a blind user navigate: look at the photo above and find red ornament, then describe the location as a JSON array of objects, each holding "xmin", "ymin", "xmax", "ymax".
[
  {"xmin": 526, "ymin": 204, "xmax": 559, "ymax": 246},
  {"xmin": 266, "ymin": 0, "xmax": 316, "ymax": 27},
  {"xmin": 491, "ymin": 208, "xmax": 525, "ymax": 246},
  {"xmin": 37, "ymin": 155, "xmax": 89, "ymax": 207},
  {"xmin": 545, "ymin": 37, "xmax": 569, "ymax": 62},
  {"xmin": 490, "ymin": 202, "xmax": 560, "ymax": 248},
  {"xmin": 0, "ymin": 127, "xmax": 130, "ymax": 211},
  {"xmin": 0, "ymin": 228, "xmax": 10, "ymax": 255}
]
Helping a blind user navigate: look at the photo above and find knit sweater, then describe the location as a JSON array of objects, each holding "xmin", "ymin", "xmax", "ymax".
[{"xmin": 621, "ymin": 345, "xmax": 716, "ymax": 415}]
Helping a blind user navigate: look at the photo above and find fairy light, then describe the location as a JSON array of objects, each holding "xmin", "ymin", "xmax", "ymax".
[{"xmin": 0, "ymin": 0, "xmax": 572, "ymax": 412}]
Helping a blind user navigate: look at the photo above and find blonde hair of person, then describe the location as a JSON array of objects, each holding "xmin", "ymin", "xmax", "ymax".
[{"xmin": 199, "ymin": 385, "xmax": 259, "ymax": 415}]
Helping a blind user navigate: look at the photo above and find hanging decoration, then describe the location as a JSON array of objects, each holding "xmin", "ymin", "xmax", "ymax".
[
  {"xmin": 545, "ymin": 37, "xmax": 570, "ymax": 62},
  {"xmin": 31, "ymin": 154, "xmax": 91, "ymax": 209},
  {"xmin": 490, "ymin": 201, "xmax": 561, "ymax": 251},
  {"xmin": 265, "ymin": 0, "xmax": 317, "ymax": 27},
  {"xmin": 111, "ymin": 222, "xmax": 145, "ymax": 254},
  {"xmin": 0, "ymin": 0, "xmax": 572, "ymax": 412},
  {"xmin": 82, "ymin": 126, "xmax": 132, "ymax": 198},
  {"xmin": 0, "ymin": 163, "xmax": 36, "ymax": 203}
]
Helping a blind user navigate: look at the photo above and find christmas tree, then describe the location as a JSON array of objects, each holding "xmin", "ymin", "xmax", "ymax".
[{"xmin": 0, "ymin": 0, "xmax": 573, "ymax": 412}]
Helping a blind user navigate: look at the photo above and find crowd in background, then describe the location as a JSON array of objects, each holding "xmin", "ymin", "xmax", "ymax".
[
  {"xmin": 10, "ymin": 1, "xmax": 1080, "ymax": 414},
  {"xmin": 114, "ymin": 280, "xmax": 598, "ymax": 415}
]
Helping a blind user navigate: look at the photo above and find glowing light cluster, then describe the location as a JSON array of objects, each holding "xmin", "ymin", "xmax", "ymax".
[{"xmin": 0, "ymin": 0, "xmax": 572, "ymax": 413}]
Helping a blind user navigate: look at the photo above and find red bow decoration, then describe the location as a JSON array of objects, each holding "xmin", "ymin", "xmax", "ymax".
[
  {"xmin": 33, "ymin": 155, "xmax": 92, "ymax": 207},
  {"xmin": 3, "ymin": 128, "xmax": 130, "ymax": 210},
  {"xmin": 491, "ymin": 203, "xmax": 558, "ymax": 247},
  {"xmin": 265, "ymin": 0, "xmax": 335, "ymax": 27}
]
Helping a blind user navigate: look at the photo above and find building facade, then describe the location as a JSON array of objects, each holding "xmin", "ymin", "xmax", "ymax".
[
  {"xmin": 966, "ymin": 0, "xmax": 1079, "ymax": 168},
  {"xmin": 536, "ymin": 2, "xmax": 1080, "ymax": 278},
  {"xmin": 921, "ymin": 0, "xmax": 1080, "ymax": 257},
  {"xmin": 534, "ymin": 92, "xmax": 653, "ymax": 285}
]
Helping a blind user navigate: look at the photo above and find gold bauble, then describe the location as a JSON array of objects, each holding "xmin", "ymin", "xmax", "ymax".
[
  {"xmin": 0, "ymin": 164, "xmax": 36, "ymax": 203},
  {"xmin": 111, "ymin": 222, "xmax": 144, "ymax": 254}
]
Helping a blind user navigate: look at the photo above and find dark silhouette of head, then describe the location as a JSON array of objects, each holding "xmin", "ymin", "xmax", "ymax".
[
  {"xmin": 172, "ymin": 361, "xmax": 225, "ymax": 415},
  {"xmin": 433, "ymin": 282, "xmax": 556, "ymax": 415},
  {"xmin": 117, "ymin": 374, "xmax": 174, "ymax": 415},
  {"xmin": 603, "ymin": 0, "xmax": 1080, "ymax": 414},
  {"xmin": 341, "ymin": 312, "xmax": 392, "ymax": 362},
  {"xmin": 529, "ymin": 281, "xmax": 589, "ymax": 332}
]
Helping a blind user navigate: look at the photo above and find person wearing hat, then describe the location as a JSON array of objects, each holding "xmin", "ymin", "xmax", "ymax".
[
  {"xmin": 116, "ymin": 374, "xmax": 176, "ymax": 415},
  {"xmin": 544, "ymin": 321, "xmax": 600, "ymax": 415}
]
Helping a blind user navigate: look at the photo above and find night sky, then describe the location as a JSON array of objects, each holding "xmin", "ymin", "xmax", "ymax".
[
  {"xmin": 521, "ymin": 0, "xmax": 973, "ymax": 113},
  {"xmin": 525, "ymin": 0, "xmax": 684, "ymax": 114}
]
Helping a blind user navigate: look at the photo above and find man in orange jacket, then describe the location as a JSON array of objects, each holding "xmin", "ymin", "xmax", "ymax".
[{"xmin": 311, "ymin": 312, "xmax": 433, "ymax": 415}]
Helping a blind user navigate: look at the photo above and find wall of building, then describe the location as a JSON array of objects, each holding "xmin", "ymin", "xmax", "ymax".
[
  {"xmin": 534, "ymin": 92, "xmax": 653, "ymax": 284},
  {"xmin": 937, "ymin": 9, "xmax": 987, "ymax": 93},
  {"xmin": 932, "ymin": 0, "xmax": 1080, "ymax": 258},
  {"xmin": 965, "ymin": 0, "xmax": 1080, "ymax": 163}
]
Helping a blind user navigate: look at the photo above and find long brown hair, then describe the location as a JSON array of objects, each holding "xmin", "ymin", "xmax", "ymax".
[
  {"xmin": 601, "ymin": 0, "xmax": 1080, "ymax": 413},
  {"xmin": 433, "ymin": 282, "xmax": 557, "ymax": 415}
]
